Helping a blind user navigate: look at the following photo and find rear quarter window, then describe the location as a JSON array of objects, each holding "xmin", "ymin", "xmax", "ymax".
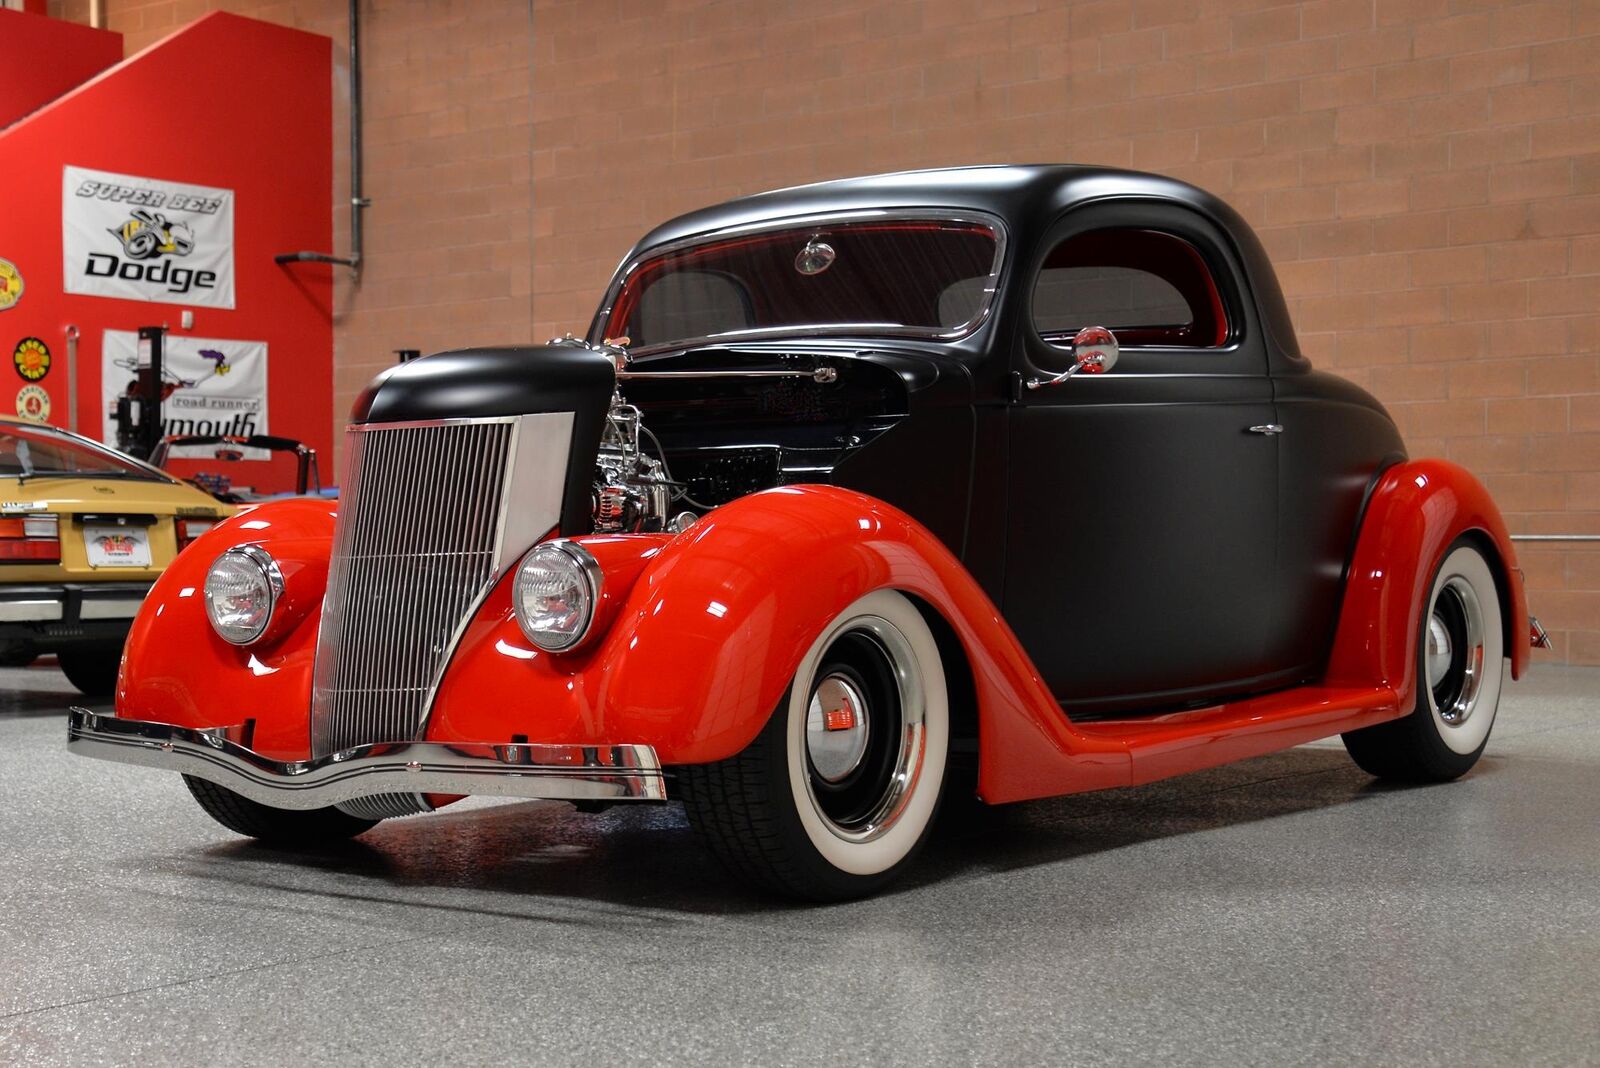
[{"xmin": 1033, "ymin": 228, "xmax": 1228, "ymax": 349}]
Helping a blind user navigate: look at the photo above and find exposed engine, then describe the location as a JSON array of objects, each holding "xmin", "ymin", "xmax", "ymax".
[{"xmin": 590, "ymin": 391, "xmax": 689, "ymax": 534}]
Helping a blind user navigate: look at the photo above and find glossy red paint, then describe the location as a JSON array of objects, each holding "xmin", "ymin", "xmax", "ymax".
[
  {"xmin": 116, "ymin": 497, "xmax": 336, "ymax": 761},
  {"xmin": 426, "ymin": 487, "xmax": 1129, "ymax": 794},
  {"xmin": 115, "ymin": 463, "xmax": 1526, "ymax": 804},
  {"xmin": 1325, "ymin": 458, "xmax": 1530, "ymax": 698}
]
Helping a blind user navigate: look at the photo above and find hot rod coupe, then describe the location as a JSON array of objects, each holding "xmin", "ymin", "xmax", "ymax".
[{"xmin": 68, "ymin": 166, "xmax": 1546, "ymax": 900}]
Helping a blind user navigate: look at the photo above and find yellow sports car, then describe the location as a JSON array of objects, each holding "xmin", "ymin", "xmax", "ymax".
[{"xmin": 0, "ymin": 416, "xmax": 233, "ymax": 695}]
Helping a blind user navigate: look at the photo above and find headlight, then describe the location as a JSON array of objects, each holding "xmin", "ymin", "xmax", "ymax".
[
  {"xmin": 513, "ymin": 541, "xmax": 601, "ymax": 652},
  {"xmin": 204, "ymin": 545, "xmax": 283, "ymax": 645}
]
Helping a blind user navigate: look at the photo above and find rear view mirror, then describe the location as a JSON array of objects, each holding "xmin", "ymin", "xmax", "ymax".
[{"xmin": 1026, "ymin": 326, "xmax": 1119, "ymax": 390}]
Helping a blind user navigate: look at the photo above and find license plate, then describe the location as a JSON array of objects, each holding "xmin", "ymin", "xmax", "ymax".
[{"xmin": 84, "ymin": 524, "xmax": 152, "ymax": 568}]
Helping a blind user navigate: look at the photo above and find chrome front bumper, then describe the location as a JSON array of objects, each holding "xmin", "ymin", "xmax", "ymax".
[{"xmin": 66, "ymin": 708, "xmax": 667, "ymax": 809}]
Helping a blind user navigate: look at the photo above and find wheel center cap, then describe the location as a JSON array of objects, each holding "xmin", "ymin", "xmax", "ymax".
[
  {"xmin": 1426, "ymin": 613, "xmax": 1454, "ymax": 690},
  {"xmin": 807, "ymin": 674, "xmax": 871, "ymax": 784}
]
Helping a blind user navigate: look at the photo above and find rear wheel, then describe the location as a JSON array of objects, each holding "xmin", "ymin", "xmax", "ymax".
[
  {"xmin": 680, "ymin": 590, "xmax": 950, "ymax": 901},
  {"xmin": 184, "ymin": 776, "xmax": 379, "ymax": 844},
  {"xmin": 1342, "ymin": 541, "xmax": 1505, "ymax": 782},
  {"xmin": 58, "ymin": 645, "xmax": 122, "ymax": 698}
]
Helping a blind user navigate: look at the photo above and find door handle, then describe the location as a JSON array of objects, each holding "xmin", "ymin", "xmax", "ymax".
[{"xmin": 1247, "ymin": 424, "xmax": 1284, "ymax": 435}]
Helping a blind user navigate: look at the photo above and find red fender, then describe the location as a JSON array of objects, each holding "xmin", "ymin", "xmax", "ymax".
[
  {"xmin": 117, "ymin": 468, "xmax": 1529, "ymax": 804},
  {"xmin": 116, "ymin": 497, "xmax": 334, "ymax": 761},
  {"xmin": 427, "ymin": 486, "xmax": 1132, "ymax": 799},
  {"xmin": 1324, "ymin": 458, "xmax": 1529, "ymax": 703}
]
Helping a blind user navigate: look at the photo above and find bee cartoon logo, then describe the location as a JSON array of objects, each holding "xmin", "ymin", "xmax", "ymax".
[{"xmin": 109, "ymin": 210, "xmax": 196, "ymax": 261}]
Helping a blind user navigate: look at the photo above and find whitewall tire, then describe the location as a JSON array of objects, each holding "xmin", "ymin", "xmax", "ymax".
[
  {"xmin": 680, "ymin": 589, "xmax": 950, "ymax": 900},
  {"xmin": 1343, "ymin": 540, "xmax": 1506, "ymax": 782}
]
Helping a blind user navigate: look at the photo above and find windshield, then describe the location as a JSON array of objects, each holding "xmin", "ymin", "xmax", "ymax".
[
  {"xmin": 598, "ymin": 215, "xmax": 1003, "ymax": 354},
  {"xmin": 0, "ymin": 424, "xmax": 163, "ymax": 481}
]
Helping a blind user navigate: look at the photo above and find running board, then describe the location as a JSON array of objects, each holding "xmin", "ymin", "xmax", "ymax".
[{"xmin": 1072, "ymin": 685, "xmax": 1402, "ymax": 786}]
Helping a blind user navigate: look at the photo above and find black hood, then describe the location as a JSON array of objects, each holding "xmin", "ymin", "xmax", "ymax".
[{"xmin": 350, "ymin": 345, "xmax": 615, "ymax": 535}]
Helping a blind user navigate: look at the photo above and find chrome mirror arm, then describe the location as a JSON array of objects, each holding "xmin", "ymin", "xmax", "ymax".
[
  {"xmin": 1025, "ymin": 364, "xmax": 1085, "ymax": 390},
  {"xmin": 1023, "ymin": 325, "xmax": 1120, "ymax": 392}
]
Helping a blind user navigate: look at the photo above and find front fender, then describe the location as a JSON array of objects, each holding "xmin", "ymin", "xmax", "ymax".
[
  {"xmin": 1325, "ymin": 459, "xmax": 1530, "ymax": 706},
  {"xmin": 116, "ymin": 497, "xmax": 335, "ymax": 761},
  {"xmin": 427, "ymin": 486, "xmax": 1128, "ymax": 791}
]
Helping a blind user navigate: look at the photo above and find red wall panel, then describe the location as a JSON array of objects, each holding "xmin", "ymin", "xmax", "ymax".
[
  {"xmin": 0, "ymin": 12, "xmax": 333, "ymax": 493},
  {"xmin": 0, "ymin": 9, "xmax": 122, "ymax": 129}
]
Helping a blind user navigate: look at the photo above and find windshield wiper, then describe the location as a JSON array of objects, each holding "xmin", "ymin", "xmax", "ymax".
[{"xmin": 16, "ymin": 469, "xmax": 166, "ymax": 485}]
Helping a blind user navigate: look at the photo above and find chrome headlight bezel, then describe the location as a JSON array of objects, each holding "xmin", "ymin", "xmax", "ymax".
[
  {"xmin": 203, "ymin": 544, "xmax": 284, "ymax": 646},
  {"xmin": 513, "ymin": 540, "xmax": 603, "ymax": 653}
]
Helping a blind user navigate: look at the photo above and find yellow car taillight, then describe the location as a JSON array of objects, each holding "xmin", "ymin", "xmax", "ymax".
[
  {"xmin": 0, "ymin": 513, "xmax": 60, "ymax": 563},
  {"xmin": 176, "ymin": 517, "xmax": 215, "ymax": 550}
]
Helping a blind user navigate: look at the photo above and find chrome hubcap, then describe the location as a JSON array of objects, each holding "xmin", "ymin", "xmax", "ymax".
[
  {"xmin": 1429, "ymin": 576, "xmax": 1486, "ymax": 727},
  {"xmin": 801, "ymin": 616, "xmax": 925, "ymax": 843},
  {"xmin": 806, "ymin": 673, "xmax": 872, "ymax": 783}
]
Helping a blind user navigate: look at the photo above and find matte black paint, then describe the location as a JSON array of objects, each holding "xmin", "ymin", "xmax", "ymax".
[
  {"xmin": 357, "ymin": 165, "xmax": 1404, "ymax": 716},
  {"xmin": 1270, "ymin": 370, "xmax": 1407, "ymax": 672},
  {"xmin": 614, "ymin": 343, "xmax": 978, "ymax": 558}
]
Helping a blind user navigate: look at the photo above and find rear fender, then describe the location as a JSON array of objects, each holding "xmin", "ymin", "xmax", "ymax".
[{"xmin": 1324, "ymin": 459, "xmax": 1529, "ymax": 707}]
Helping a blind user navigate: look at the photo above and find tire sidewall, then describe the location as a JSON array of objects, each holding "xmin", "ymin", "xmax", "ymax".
[
  {"xmin": 776, "ymin": 589, "xmax": 949, "ymax": 888},
  {"xmin": 1412, "ymin": 540, "xmax": 1505, "ymax": 770}
]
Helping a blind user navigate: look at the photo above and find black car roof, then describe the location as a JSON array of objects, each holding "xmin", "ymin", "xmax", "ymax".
[
  {"xmin": 634, "ymin": 165, "xmax": 1226, "ymax": 249},
  {"xmin": 613, "ymin": 164, "xmax": 1302, "ymax": 365}
]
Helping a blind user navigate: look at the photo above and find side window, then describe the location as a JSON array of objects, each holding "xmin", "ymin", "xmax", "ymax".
[{"xmin": 1032, "ymin": 229, "xmax": 1228, "ymax": 350}]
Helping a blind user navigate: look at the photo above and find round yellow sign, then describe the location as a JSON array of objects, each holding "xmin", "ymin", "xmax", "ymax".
[
  {"xmin": 13, "ymin": 337, "xmax": 49, "ymax": 382},
  {"xmin": 0, "ymin": 259, "xmax": 22, "ymax": 312}
]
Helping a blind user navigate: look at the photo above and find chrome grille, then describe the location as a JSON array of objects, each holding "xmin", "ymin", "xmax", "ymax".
[{"xmin": 310, "ymin": 419, "xmax": 515, "ymax": 757}]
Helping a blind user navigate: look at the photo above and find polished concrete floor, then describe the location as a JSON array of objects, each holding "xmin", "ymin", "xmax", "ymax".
[{"xmin": 1, "ymin": 659, "xmax": 1597, "ymax": 1065}]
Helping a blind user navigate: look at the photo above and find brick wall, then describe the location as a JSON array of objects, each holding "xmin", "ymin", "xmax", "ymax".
[{"xmin": 48, "ymin": 0, "xmax": 1600, "ymax": 662}]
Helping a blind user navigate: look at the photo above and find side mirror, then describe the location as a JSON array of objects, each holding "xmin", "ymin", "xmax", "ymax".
[{"xmin": 1026, "ymin": 326, "xmax": 1119, "ymax": 391}]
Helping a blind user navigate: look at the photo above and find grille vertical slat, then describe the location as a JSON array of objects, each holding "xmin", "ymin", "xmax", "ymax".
[{"xmin": 311, "ymin": 419, "xmax": 517, "ymax": 757}]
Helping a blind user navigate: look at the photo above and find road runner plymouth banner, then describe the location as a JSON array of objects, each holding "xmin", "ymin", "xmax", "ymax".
[
  {"xmin": 64, "ymin": 166, "xmax": 236, "ymax": 309},
  {"xmin": 100, "ymin": 330, "xmax": 270, "ymax": 458}
]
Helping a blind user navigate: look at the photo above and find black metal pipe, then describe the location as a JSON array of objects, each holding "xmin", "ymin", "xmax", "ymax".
[
  {"xmin": 274, "ymin": 251, "xmax": 356, "ymax": 266},
  {"xmin": 274, "ymin": 0, "xmax": 367, "ymax": 272},
  {"xmin": 348, "ymin": 0, "xmax": 367, "ymax": 270}
]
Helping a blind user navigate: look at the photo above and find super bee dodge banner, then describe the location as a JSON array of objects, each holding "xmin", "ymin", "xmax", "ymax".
[
  {"xmin": 100, "ymin": 330, "xmax": 270, "ymax": 459},
  {"xmin": 64, "ymin": 166, "xmax": 236, "ymax": 309}
]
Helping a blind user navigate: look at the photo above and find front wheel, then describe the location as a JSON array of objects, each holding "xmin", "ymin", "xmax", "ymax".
[
  {"xmin": 184, "ymin": 775, "xmax": 379, "ymax": 844},
  {"xmin": 680, "ymin": 589, "xmax": 950, "ymax": 901},
  {"xmin": 1342, "ymin": 540, "xmax": 1506, "ymax": 782}
]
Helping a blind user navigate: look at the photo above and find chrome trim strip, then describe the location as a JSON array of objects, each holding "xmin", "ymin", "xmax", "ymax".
[
  {"xmin": 67, "ymin": 708, "xmax": 668, "ymax": 808},
  {"xmin": 617, "ymin": 367, "xmax": 838, "ymax": 383},
  {"xmin": 345, "ymin": 415, "xmax": 523, "ymax": 433},
  {"xmin": 591, "ymin": 208, "xmax": 1009, "ymax": 357},
  {"xmin": 1510, "ymin": 534, "xmax": 1600, "ymax": 543},
  {"xmin": 77, "ymin": 599, "xmax": 143, "ymax": 621},
  {"xmin": 0, "ymin": 599, "xmax": 64, "ymax": 622}
]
